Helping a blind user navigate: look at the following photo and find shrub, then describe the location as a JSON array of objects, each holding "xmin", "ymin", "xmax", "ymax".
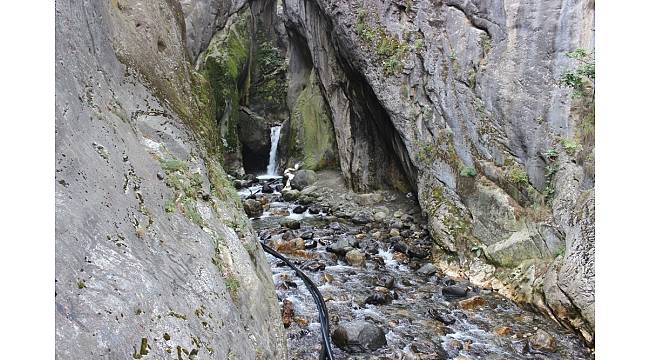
[{"xmin": 460, "ymin": 166, "xmax": 477, "ymax": 177}]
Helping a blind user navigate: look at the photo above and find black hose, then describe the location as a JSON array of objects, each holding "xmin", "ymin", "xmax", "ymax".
[{"xmin": 260, "ymin": 242, "xmax": 336, "ymax": 360}]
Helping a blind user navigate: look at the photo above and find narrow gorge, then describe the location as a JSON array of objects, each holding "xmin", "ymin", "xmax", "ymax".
[{"xmin": 55, "ymin": 0, "xmax": 595, "ymax": 358}]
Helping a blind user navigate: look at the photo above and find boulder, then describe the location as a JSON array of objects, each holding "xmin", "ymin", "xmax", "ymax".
[
  {"xmin": 529, "ymin": 329, "xmax": 557, "ymax": 352},
  {"xmin": 243, "ymin": 199, "xmax": 263, "ymax": 217},
  {"xmin": 291, "ymin": 170, "xmax": 317, "ymax": 190},
  {"xmin": 262, "ymin": 183, "xmax": 274, "ymax": 193},
  {"xmin": 345, "ymin": 249, "xmax": 365, "ymax": 267},
  {"xmin": 416, "ymin": 263, "xmax": 437, "ymax": 276},
  {"xmin": 332, "ymin": 321, "xmax": 386, "ymax": 352},
  {"xmin": 280, "ymin": 218, "xmax": 301, "ymax": 230},
  {"xmin": 281, "ymin": 189, "xmax": 300, "ymax": 201}
]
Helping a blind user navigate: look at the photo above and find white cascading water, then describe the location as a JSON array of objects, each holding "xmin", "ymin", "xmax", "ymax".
[{"xmin": 266, "ymin": 125, "xmax": 282, "ymax": 176}]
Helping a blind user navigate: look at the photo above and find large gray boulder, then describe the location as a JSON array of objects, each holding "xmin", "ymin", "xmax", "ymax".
[
  {"xmin": 291, "ymin": 169, "xmax": 316, "ymax": 190},
  {"xmin": 332, "ymin": 321, "xmax": 386, "ymax": 352}
]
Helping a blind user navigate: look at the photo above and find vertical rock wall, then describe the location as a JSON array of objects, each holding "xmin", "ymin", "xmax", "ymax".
[
  {"xmin": 55, "ymin": 0, "xmax": 287, "ymax": 358},
  {"xmin": 281, "ymin": 0, "xmax": 595, "ymax": 344}
]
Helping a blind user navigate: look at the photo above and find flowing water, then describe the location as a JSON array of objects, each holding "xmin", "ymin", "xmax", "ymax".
[
  {"xmin": 266, "ymin": 126, "xmax": 282, "ymax": 176},
  {"xmin": 239, "ymin": 177, "xmax": 593, "ymax": 359}
]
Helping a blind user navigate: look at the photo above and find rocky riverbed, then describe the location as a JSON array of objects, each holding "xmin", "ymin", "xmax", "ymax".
[{"xmin": 237, "ymin": 170, "xmax": 593, "ymax": 359}]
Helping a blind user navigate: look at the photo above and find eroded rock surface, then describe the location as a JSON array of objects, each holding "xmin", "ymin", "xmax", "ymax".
[{"xmin": 55, "ymin": 1, "xmax": 286, "ymax": 358}]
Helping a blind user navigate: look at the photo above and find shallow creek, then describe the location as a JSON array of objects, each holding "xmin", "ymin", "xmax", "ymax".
[{"xmin": 239, "ymin": 176, "xmax": 593, "ymax": 360}]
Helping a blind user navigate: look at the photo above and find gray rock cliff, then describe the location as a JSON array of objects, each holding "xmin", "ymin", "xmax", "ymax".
[{"xmin": 55, "ymin": 0, "xmax": 287, "ymax": 358}]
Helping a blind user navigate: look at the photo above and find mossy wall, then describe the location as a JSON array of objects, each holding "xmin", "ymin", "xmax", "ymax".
[
  {"xmin": 200, "ymin": 8, "xmax": 253, "ymax": 174},
  {"xmin": 287, "ymin": 70, "xmax": 337, "ymax": 170}
]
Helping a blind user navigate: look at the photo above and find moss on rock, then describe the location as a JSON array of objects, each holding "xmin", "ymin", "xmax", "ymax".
[{"xmin": 288, "ymin": 70, "xmax": 337, "ymax": 170}]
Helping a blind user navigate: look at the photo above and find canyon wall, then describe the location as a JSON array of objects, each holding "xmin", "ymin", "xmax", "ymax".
[
  {"xmin": 282, "ymin": 0, "xmax": 595, "ymax": 344},
  {"xmin": 55, "ymin": 0, "xmax": 286, "ymax": 358}
]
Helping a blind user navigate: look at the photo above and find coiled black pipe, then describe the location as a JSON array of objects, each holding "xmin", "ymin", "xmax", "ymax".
[{"xmin": 260, "ymin": 242, "xmax": 336, "ymax": 360}]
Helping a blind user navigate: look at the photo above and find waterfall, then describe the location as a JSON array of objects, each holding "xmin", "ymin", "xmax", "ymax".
[{"xmin": 266, "ymin": 125, "xmax": 281, "ymax": 175}]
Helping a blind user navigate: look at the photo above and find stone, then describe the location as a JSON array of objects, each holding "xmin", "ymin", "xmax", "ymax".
[
  {"xmin": 373, "ymin": 211, "xmax": 387, "ymax": 222},
  {"xmin": 529, "ymin": 329, "xmax": 557, "ymax": 352},
  {"xmin": 243, "ymin": 199, "xmax": 263, "ymax": 217},
  {"xmin": 442, "ymin": 286, "xmax": 470, "ymax": 299},
  {"xmin": 351, "ymin": 211, "xmax": 372, "ymax": 224},
  {"xmin": 389, "ymin": 228, "xmax": 400, "ymax": 238},
  {"xmin": 326, "ymin": 237, "xmax": 353, "ymax": 256},
  {"xmin": 345, "ymin": 249, "xmax": 366, "ymax": 267},
  {"xmin": 291, "ymin": 170, "xmax": 317, "ymax": 190},
  {"xmin": 156, "ymin": 172, "xmax": 165, "ymax": 180},
  {"xmin": 428, "ymin": 308, "xmax": 456, "ymax": 325},
  {"xmin": 458, "ymin": 296, "xmax": 487, "ymax": 310},
  {"xmin": 495, "ymin": 326, "xmax": 512, "ymax": 336},
  {"xmin": 331, "ymin": 321, "xmax": 386, "ymax": 352},
  {"xmin": 281, "ymin": 189, "xmax": 300, "ymax": 201},
  {"xmin": 365, "ymin": 291, "xmax": 393, "ymax": 306},
  {"xmin": 262, "ymin": 183, "xmax": 274, "ymax": 194},
  {"xmin": 375, "ymin": 274, "xmax": 395, "ymax": 289},
  {"xmin": 355, "ymin": 193, "xmax": 383, "ymax": 206},
  {"xmin": 416, "ymin": 263, "xmax": 437, "ymax": 276},
  {"xmin": 292, "ymin": 205, "xmax": 307, "ymax": 214},
  {"xmin": 280, "ymin": 218, "xmax": 301, "ymax": 230},
  {"xmin": 282, "ymin": 299, "xmax": 294, "ymax": 328},
  {"xmin": 300, "ymin": 231, "xmax": 314, "ymax": 240}
]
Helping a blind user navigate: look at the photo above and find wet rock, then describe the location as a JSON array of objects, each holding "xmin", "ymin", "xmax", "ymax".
[
  {"xmin": 322, "ymin": 273, "xmax": 334, "ymax": 283},
  {"xmin": 416, "ymin": 263, "xmax": 437, "ymax": 276},
  {"xmin": 326, "ymin": 237, "xmax": 353, "ymax": 256},
  {"xmin": 280, "ymin": 218, "xmax": 301, "ymax": 230},
  {"xmin": 392, "ymin": 241, "xmax": 408, "ymax": 254},
  {"xmin": 529, "ymin": 329, "xmax": 557, "ymax": 352},
  {"xmin": 270, "ymin": 207, "xmax": 290, "ymax": 216},
  {"xmin": 292, "ymin": 205, "xmax": 307, "ymax": 214},
  {"xmin": 458, "ymin": 296, "xmax": 487, "ymax": 310},
  {"xmin": 345, "ymin": 249, "xmax": 366, "ymax": 267},
  {"xmin": 375, "ymin": 274, "xmax": 395, "ymax": 289},
  {"xmin": 282, "ymin": 299, "xmax": 294, "ymax": 328},
  {"xmin": 291, "ymin": 170, "xmax": 316, "ymax": 190},
  {"xmin": 428, "ymin": 308, "xmax": 456, "ymax": 325},
  {"xmin": 300, "ymin": 231, "xmax": 314, "ymax": 240},
  {"xmin": 332, "ymin": 321, "xmax": 386, "ymax": 352},
  {"xmin": 269, "ymin": 238, "xmax": 305, "ymax": 253},
  {"xmin": 495, "ymin": 326, "xmax": 512, "ymax": 336},
  {"xmin": 301, "ymin": 260, "xmax": 326, "ymax": 272},
  {"xmin": 308, "ymin": 205, "xmax": 321, "ymax": 214},
  {"xmin": 365, "ymin": 292, "xmax": 393, "ymax": 305},
  {"xmin": 262, "ymin": 183, "xmax": 274, "ymax": 193},
  {"xmin": 304, "ymin": 240, "xmax": 317, "ymax": 249},
  {"xmin": 281, "ymin": 189, "xmax": 300, "ymax": 201},
  {"xmin": 407, "ymin": 246, "xmax": 429, "ymax": 259},
  {"xmin": 328, "ymin": 222, "xmax": 347, "ymax": 232},
  {"xmin": 442, "ymin": 285, "xmax": 471, "ymax": 299},
  {"xmin": 274, "ymin": 184, "xmax": 284, "ymax": 192},
  {"xmin": 243, "ymin": 199, "xmax": 263, "ymax": 217}
]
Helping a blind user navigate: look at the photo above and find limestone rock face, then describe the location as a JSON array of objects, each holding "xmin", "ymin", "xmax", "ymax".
[
  {"xmin": 282, "ymin": 0, "xmax": 595, "ymax": 343},
  {"xmin": 55, "ymin": 1, "xmax": 286, "ymax": 358}
]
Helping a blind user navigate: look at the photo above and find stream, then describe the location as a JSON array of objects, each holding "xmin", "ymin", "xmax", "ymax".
[{"xmin": 236, "ymin": 171, "xmax": 593, "ymax": 360}]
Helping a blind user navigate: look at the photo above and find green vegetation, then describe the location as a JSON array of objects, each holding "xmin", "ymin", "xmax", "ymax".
[
  {"xmin": 561, "ymin": 138, "xmax": 582, "ymax": 155},
  {"xmin": 507, "ymin": 165, "xmax": 529, "ymax": 186},
  {"xmin": 354, "ymin": 10, "xmax": 409, "ymax": 75},
  {"xmin": 159, "ymin": 157, "xmax": 206, "ymax": 226},
  {"xmin": 560, "ymin": 49, "xmax": 595, "ymax": 98},
  {"xmin": 77, "ymin": 280, "xmax": 86, "ymax": 289},
  {"xmin": 225, "ymin": 275, "xmax": 240, "ymax": 297},
  {"xmin": 543, "ymin": 148, "xmax": 559, "ymax": 159},
  {"xmin": 479, "ymin": 33, "xmax": 491, "ymax": 55},
  {"xmin": 460, "ymin": 165, "xmax": 477, "ymax": 177}
]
